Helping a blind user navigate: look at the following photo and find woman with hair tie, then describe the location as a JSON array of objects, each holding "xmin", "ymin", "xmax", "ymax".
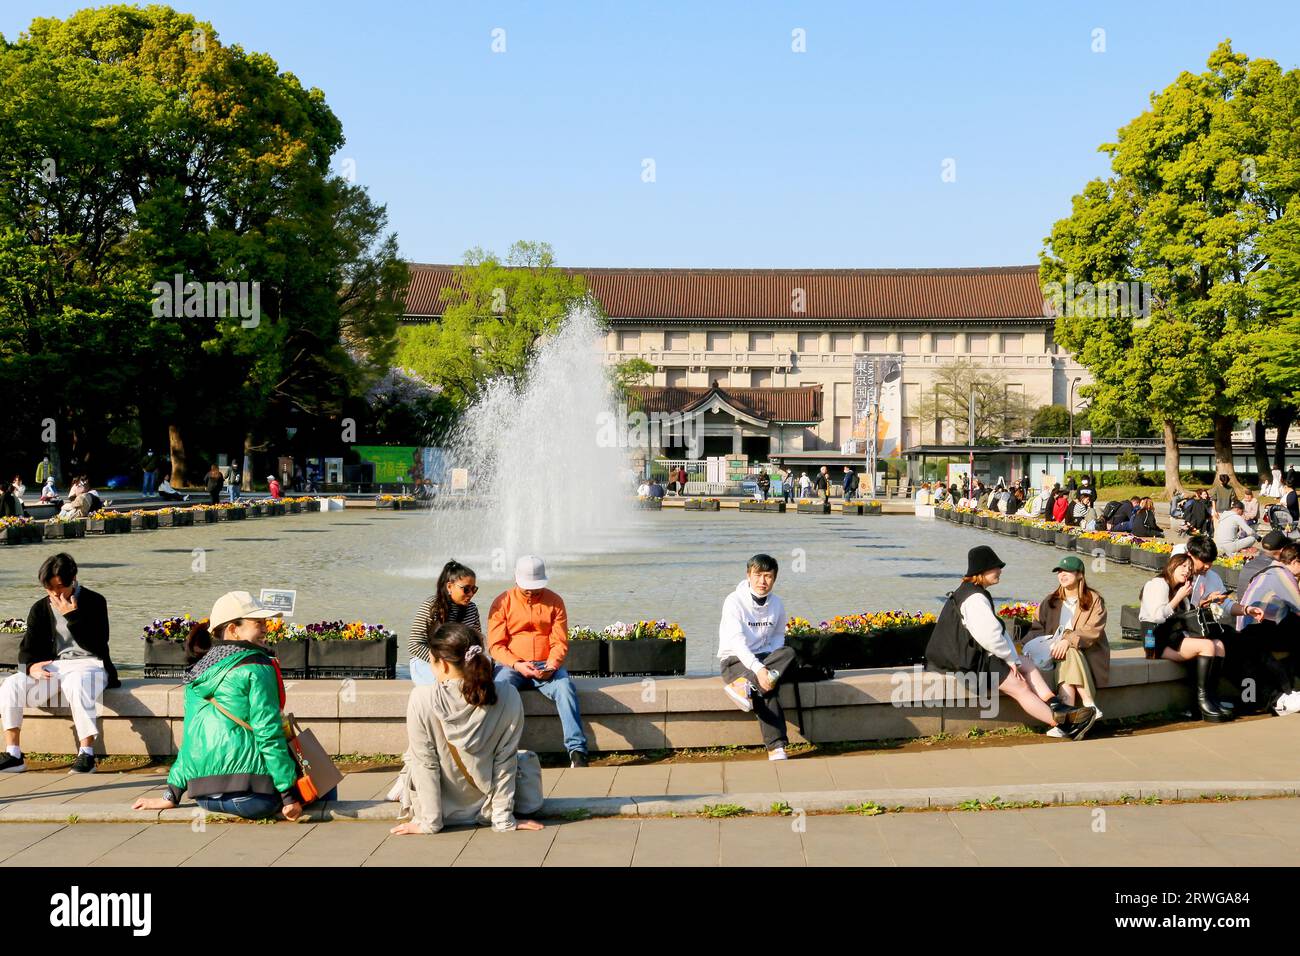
[{"xmin": 408, "ymin": 560, "xmax": 483, "ymax": 686}]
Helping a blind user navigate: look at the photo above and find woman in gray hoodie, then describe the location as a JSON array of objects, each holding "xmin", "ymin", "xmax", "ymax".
[{"xmin": 390, "ymin": 622, "xmax": 543, "ymax": 835}]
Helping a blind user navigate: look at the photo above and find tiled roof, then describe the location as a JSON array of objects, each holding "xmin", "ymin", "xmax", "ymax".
[
  {"xmin": 631, "ymin": 384, "xmax": 823, "ymax": 423},
  {"xmin": 402, "ymin": 263, "xmax": 1045, "ymax": 321}
]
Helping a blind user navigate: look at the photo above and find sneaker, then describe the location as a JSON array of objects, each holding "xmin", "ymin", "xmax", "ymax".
[
  {"xmin": 1047, "ymin": 698, "xmax": 1093, "ymax": 726},
  {"xmin": 723, "ymin": 677, "xmax": 754, "ymax": 713},
  {"xmin": 1274, "ymin": 691, "xmax": 1300, "ymax": 716},
  {"xmin": 568, "ymin": 750, "xmax": 589, "ymax": 769},
  {"xmin": 1046, "ymin": 726, "xmax": 1068, "ymax": 738},
  {"xmin": 1068, "ymin": 706, "xmax": 1101, "ymax": 741},
  {"xmin": 69, "ymin": 753, "xmax": 96, "ymax": 774},
  {"xmin": 767, "ymin": 746, "xmax": 788, "ymax": 761},
  {"xmin": 0, "ymin": 752, "xmax": 25, "ymax": 773}
]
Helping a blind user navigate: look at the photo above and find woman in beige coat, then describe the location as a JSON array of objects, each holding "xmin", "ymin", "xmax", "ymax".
[{"xmin": 1022, "ymin": 554, "xmax": 1110, "ymax": 740}]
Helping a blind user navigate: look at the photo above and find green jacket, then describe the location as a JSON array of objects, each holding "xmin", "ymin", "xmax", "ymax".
[{"xmin": 167, "ymin": 645, "xmax": 298, "ymax": 803}]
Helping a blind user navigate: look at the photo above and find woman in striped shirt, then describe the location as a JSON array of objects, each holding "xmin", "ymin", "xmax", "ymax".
[{"xmin": 409, "ymin": 560, "xmax": 483, "ymax": 686}]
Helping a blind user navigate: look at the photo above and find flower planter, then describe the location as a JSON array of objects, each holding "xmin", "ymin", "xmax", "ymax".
[
  {"xmin": 44, "ymin": 520, "xmax": 86, "ymax": 540},
  {"xmin": 683, "ymin": 499, "xmax": 720, "ymax": 511},
  {"xmin": 376, "ymin": 499, "xmax": 396, "ymax": 510},
  {"xmin": 1016, "ymin": 523, "xmax": 1032, "ymax": 539},
  {"xmin": 797, "ymin": 501, "xmax": 832, "ymax": 514},
  {"xmin": 563, "ymin": 639, "xmax": 605, "ymax": 676},
  {"xmin": 286, "ymin": 502, "xmax": 302, "ymax": 515},
  {"xmin": 246, "ymin": 504, "xmax": 266, "ymax": 517},
  {"xmin": 605, "ymin": 638, "xmax": 685, "ymax": 676},
  {"xmin": 301, "ymin": 500, "xmax": 321, "ymax": 513},
  {"xmin": 762, "ymin": 500, "xmax": 786, "ymax": 513},
  {"xmin": 143, "ymin": 638, "xmax": 191, "ymax": 678},
  {"xmin": 0, "ymin": 632, "xmax": 23, "ymax": 672},
  {"xmin": 269, "ymin": 640, "xmax": 309, "ymax": 678},
  {"xmin": 738, "ymin": 500, "xmax": 766, "ymax": 512},
  {"xmin": 265, "ymin": 503, "xmax": 286, "ymax": 516},
  {"xmin": 194, "ymin": 509, "xmax": 218, "ymax": 524},
  {"xmin": 1105, "ymin": 540, "xmax": 1131, "ymax": 564},
  {"xmin": 130, "ymin": 514, "xmax": 159, "ymax": 531},
  {"xmin": 1214, "ymin": 564, "xmax": 1240, "ymax": 591},
  {"xmin": 219, "ymin": 507, "xmax": 247, "ymax": 521},
  {"xmin": 786, "ymin": 623, "xmax": 934, "ymax": 670},
  {"xmin": 1054, "ymin": 531, "xmax": 1076, "ymax": 551},
  {"xmin": 156, "ymin": 511, "xmax": 194, "ymax": 528},
  {"xmin": 87, "ymin": 517, "xmax": 132, "ymax": 535},
  {"xmin": 307, "ymin": 635, "xmax": 397, "ymax": 679},
  {"xmin": 999, "ymin": 522, "xmax": 1017, "ymax": 536},
  {"xmin": 635, "ymin": 498, "xmax": 663, "ymax": 510},
  {"xmin": 1120, "ymin": 605, "xmax": 1142, "ymax": 641},
  {"xmin": 1131, "ymin": 548, "xmax": 1166, "ymax": 572}
]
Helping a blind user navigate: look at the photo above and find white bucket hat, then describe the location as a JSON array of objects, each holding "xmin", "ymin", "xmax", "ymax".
[
  {"xmin": 209, "ymin": 591, "xmax": 281, "ymax": 631},
  {"xmin": 514, "ymin": 555, "xmax": 549, "ymax": 590}
]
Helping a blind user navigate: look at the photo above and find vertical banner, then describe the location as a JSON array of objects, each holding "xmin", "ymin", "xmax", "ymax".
[{"xmin": 852, "ymin": 354, "xmax": 905, "ymax": 459}]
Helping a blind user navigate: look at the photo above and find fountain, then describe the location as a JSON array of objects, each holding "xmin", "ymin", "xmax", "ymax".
[{"xmin": 420, "ymin": 304, "xmax": 633, "ymax": 576}]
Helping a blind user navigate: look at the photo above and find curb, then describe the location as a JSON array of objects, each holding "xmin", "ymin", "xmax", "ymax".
[{"xmin": 3, "ymin": 781, "xmax": 1297, "ymax": 824}]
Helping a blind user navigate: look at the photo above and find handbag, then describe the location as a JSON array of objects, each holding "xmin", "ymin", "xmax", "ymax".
[{"xmin": 446, "ymin": 739, "xmax": 544, "ymax": 818}]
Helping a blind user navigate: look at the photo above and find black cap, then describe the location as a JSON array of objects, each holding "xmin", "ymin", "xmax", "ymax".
[
  {"xmin": 965, "ymin": 545, "xmax": 1006, "ymax": 578},
  {"xmin": 1263, "ymin": 529, "xmax": 1288, "ymax": 551}
]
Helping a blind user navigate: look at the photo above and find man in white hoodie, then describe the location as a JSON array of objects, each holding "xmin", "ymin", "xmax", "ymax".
[{"xmin": 717, "ymin": 553, "xmax": 795, "ymax": 760}]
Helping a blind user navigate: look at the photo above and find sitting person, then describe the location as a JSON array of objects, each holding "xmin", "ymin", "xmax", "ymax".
[
  {"xmin": 1107, "ymin": 496, "xmax": 1141, "ymax": 533},
  {"xmin": 1020, "ymin": 555, "xmax": 1109, "ymax": 739},
  {"xmin": 389, "ymin": 622, "xmax": 543, "ymax": 836},
  {"xmin": 38, "ymin": 476, "xmax": 59, "ymax": 503},
  {"xmin": 1139, "ymin": 553, "xmax": 1232, "ymax": 721},
  {"xmin": 1242, "ymin": 489, "xmax": 1260, "ymax": 529},
  {"xmin": 1183, "ymin": 489, "xmax": 1214, "ymax": 536},
  {"xmin": 647, "ymin": 479, "xmax": 666, "ymax": 499},
  {"xmin": 1214, "ymin": 499, "xmax": 1257, "ymax": 555},
  {"xmin": 0, "ymin": 553, "xmax": 120, "ymax": 773},
  {"xmin": 1236, "ymin": 541, "xmax": 1300, "ymax": 677},
  {"xmin": 925, "ymin": 546, "xmax": 1092, "ymax": 737},
  {"xmin": 489, "ymin": 555, "xmax": 589, "ymax": 768},
  {"xmin": 718, "ymin": 553, "xmax": 795, "ymax": 761},
  {"xmin": 408, "ymin": 560, "xmax": 483, "ymax": 686},
  {"xmin": 156, "ymin": 477, "xmax": 188, "ymax": 502},
  {"xmin": 132, "ymin": 591, "xmax": 331, "ymax": 819},
  {"xmin": 1051, "ymin": 488, "xmax": 1069, "ymax": 523},
  {"xmin": 636, "ymin": 480, "xmax": 650, "ymax": 497},
  {"xmin": 1130, "ymin": 497, "xmax": 1162, "ymax": 538}
]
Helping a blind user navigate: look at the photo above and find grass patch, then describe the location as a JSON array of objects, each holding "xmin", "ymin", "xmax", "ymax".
[
  {"xmin": 1118, "ymin": 794, "xmax": 1163, "ymax": 805},
  {"xmin": 771, "ymin": 801, "xmax": 794, "ymax": 816},
  {"xmin": 560, "ymin": 808, "xmax": 592, "ymax": 822},
  {"xmin": 700, "ymin": 803, "xmax": 749, "ymax": 818},
  {"xmin": 845, "ymin": 802, "xmax": 886, "ymax": 816},
  {"xmin": 66, "ymin": 813, "xmax": 79, "ymax": 824}
]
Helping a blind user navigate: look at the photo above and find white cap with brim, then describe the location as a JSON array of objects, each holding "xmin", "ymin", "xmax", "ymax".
[
  {"xmin": 209, "ymin": 590, "xmax": 281, "ymax": 632},
  {"xmin": 515, "ymin": 555, "xmax": 549, "ymax": 590}
]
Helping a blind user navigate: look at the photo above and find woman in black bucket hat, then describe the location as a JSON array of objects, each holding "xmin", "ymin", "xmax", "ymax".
[{"xmin": 925, "ymin": 546, "xmax": 1094, "ymax": 737}]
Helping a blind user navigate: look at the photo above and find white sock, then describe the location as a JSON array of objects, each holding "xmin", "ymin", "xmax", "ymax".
[
  {"xmin": 7, "ymin": 745, "xmax": 20, "ymax": 759},
  {"xmin": 79, "ymin": 746, "xmax": 94, "ymax": 756}
]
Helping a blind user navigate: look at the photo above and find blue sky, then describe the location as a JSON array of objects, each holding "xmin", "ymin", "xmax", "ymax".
[{"xmin": 4, "ymin": 1, "xmax": 1298, "ymax": 269}]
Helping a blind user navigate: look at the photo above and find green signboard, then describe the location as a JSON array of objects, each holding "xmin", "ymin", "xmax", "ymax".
[{"xmin": 354, "ymin": 445, "xmax": 422, "ymax": 483}]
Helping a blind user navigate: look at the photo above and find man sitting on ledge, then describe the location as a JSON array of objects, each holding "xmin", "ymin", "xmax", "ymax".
[
  {"xmin": 0, "ymin": 552, "xmax": 120, "ymax": 774},
  {"xmin": 490, "ymin": 555, "xmax": 589, "ymax": 768}
]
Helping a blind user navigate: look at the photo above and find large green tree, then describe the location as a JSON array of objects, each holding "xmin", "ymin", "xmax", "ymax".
[
  {"xmin": 1042, "ymin": 41, "xmax": 1300, "ymax": 495},
  {"xmin": 0, "ymin": 4, "xmax": 403, "ymax": 484},
  {"xmin": 395, "ymin": 241, "xmax": 600, "ymax": 406}
]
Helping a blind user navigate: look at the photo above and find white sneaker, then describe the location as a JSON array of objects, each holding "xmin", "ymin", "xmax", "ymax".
[
  {"xmin": 1274, "ymin": 691, "xmax": 1300, "ymax": 716},
  {"xmin": 1046, "ymin": 726, "xmax": 1068, "ymax": 738},
  {"xmin": 723, "ymin": 677, "xmax": 754, "ymax": 713},
  {"xmin": 767, "ymin": 746, "xmax": 787, "ymax": 761}
]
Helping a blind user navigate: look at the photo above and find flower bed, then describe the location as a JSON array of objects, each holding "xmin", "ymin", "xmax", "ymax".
[
  {"xmin": 2, "ymin": 517, "xmax": 45, "ymax": 545},
  {"xmin": 566, "ymin": 621, "xmax": 686, "ymax": 676},
  {"xmin": 87, "ymin": 511, "xmax": 132, "ymax": 535},
  {"xmin": 213, "ymin": 503, "xmax": 248, "ymax": 521},
  {"xmin": 797, "ymin": 499, "xmax": 831, "ymax": 515},
  {"xmin": 997, "ymin": 602, "xmax": 1040, "ymax": 644},
  {"xmin": 0, "ymin": 618, "xmax": 24, "ymax": 672},
  {"xmin": 635, "ymin": 496, "xmax": 663, "ymax": 510},
  {"xmin": 838, "ymin": 500, "xmax": 881, "ymax": 515},
  {"xmin": 684, "ymin": 498, "xmax": 721, "ymax": 511},
  {"xmin": 784, "ymin": 611, "xmax": 937, "ymax": 669},
  {"xmin": 43, "ymin": 517, "xmax": 86, "ymax": 540},
  {"xmin": 156, "ymin": 508, "xmax": 195, "ymax": 528},
  {"xmin": 1132, "ymin": 540, "xmax": 1173, "ymax": 571},
  {"xmin": 302, "ymin": 621, "xmax": 398, "ymax": 679},
  {"xmin": 140, "ymin": 616, "xmax": 196, "ymax": 677},
  {"xmin": 564, "ymin": 628, "xmax": 607, "ymax": 675},
  {"xmin": 128, "ymin": 510, "xmax": 159, "ymax": 531}
]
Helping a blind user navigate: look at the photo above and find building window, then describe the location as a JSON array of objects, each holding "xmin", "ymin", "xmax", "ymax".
[
  {"xmin": 797, "ymin": 332, "xmax": 820, "ymax": 353},
  {"xmin": 665, "ymin": 368, "xmax": 688, "ymax": 388},
  {"xmin": 708, "ymin": 368, "xmax": 729, "ymax": 387},
  {"xmin": 834, "ymin": 416, "xmax": 853, "ymax": 446},
  {"xmin": 706, "ymin": 331, "xmax": 731, "ymax": 352},
  {"xmin": 866, "ymin": 332, "xmax": 888, "ymax": 352},
  {"xmin": 749, "ymin": 332, "xmax": 773, "ymax": 352},
  {"xmin": 831, "ymin": 332, "xmax": 854, "ymax": 353},
  {"xmin": 900, "ymin": 333, "xmax": 921, "ymax": 355},
  {"xmin": 752, "ymin": 369, "xmax": 773, "ymax": 387},
  {"xmin": 664, "ymin": 330, "xmax": 688, "ymax": 351},
  {"xmin": 934, "ymin": 333, "xmax": 955, "ymax": 355},
  {"xmin": 618, "ymin": 331, "xmax": 640, "ymax": 352},
  {"xmin": 1002, "ymin": 333, "xmax": 1023, "ymax": 354},
  {"xmin": 967, "ymin": 333, "xmax": 989, "ymax": 354}
]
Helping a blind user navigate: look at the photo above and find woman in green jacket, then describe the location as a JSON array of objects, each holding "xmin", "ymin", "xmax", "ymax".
[{"xmin": 133, "ymin": 591, "xmax": 304, "ymax": 821}]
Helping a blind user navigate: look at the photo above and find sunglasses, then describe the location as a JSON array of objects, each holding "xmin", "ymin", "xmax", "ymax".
[{"xmin": 454, "ymin": 583, "xmax": 479, "ymax": 595}]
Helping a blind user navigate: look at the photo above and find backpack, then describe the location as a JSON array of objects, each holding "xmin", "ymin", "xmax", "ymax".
[{"xmin": 1101, "ymin": 500, "xmax": 1122, "ymax": 523}]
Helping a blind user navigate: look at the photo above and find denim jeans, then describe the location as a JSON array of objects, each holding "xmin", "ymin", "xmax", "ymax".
[
  {"xmin": 142, "ymin": 471, "xmax": 157, "ymax": 495},
  {"xmin": 411, "ymin": 657, "xmax": 500, "ymax": 687},
  {"xmin": 196, "ymin": 786, "xmax": 338, "ymax": 819},
  {"xmin": 495, "ymin": 663, "xmax": 588, "ymax": 754}
]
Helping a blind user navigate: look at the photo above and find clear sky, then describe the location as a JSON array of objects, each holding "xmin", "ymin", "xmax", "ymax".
[{"xmin": 4, "ymin": 1, "xmax": 1299, "ymax": 269}]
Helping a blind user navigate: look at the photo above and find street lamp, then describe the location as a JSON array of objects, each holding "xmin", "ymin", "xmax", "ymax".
[{"xmin": 1067, "ymin": 376, "xmax": 1081, "ymax": 476}]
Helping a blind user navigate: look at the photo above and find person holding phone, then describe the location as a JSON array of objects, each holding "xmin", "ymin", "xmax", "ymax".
[{"xmin": 489, "ymin": 555, "xmax": 589, "ymax": 768}]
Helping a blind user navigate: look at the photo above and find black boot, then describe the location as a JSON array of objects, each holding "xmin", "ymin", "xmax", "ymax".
[
  {"xmin": 1209, "ymin": 656, "xmax": 1236, "ymax": 718},
  {"xmin": 1196, "ymin": 656, "xmax": 1231, "ymax": 722}
]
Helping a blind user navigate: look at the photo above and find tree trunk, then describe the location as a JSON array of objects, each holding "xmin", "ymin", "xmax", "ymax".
[
  {"xmin": 1163, "ymin": 419, "xmax": 1184, "ymax": 496},
  {"xmin": 1254, "ymin": 420, "xmax": 1271, "ymax": 485},
  {"xmin": 1272, "ymin": 406, "xmax": 1294, "ymax": 472},
  {"xmin": 1213, "ymin": 414, "xmax": 1243, "ymax": 494},
  {"xmin": 243, "ymin": 432, "xmax": 255, "ymax": 491},
  {"xmin": 168, "ymin": 424, "xmax": 187, "ymax": 488}
]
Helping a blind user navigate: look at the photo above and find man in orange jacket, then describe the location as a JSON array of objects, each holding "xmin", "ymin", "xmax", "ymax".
[{"xmin": 489, "ymin": 555, "xmax": 589, "ymax": 767}]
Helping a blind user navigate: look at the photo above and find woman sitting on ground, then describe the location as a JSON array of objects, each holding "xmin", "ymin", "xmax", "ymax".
[
  {"xmin": 1139, "ymin": 553, "xmax": 1233, "ymax": 722},
  {"xmin": 1131, "ymin": 497, "xmax": 1162, "ymax": 538},
  {"xmin": 1021, "ymin": 555, "xmax": 1110, "ymax": 740},
  {"xmin": 389, "ymin": 622, "xmax": 543, "ymax": 836},
  {"xmin": 133, "ymin": 591, "xmax": 332, "ymax": 819},
  {"xmin": 925, "ymin": 546, "xmax": 1093, "ymax": 738}
]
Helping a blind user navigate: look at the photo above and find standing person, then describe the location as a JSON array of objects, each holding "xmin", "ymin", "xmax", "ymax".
[
  {"xmin": 1214, "ymin": 500, "xmax": 1257, "ymax": 555},
  {"xmin": 676, "ymin": 465, "xmax": 688, "ymax": 497},
  {"xmin": 489, "ymin": 556, "xmax": 589, "ymax": 768},
  {"xmin": 389, "ymin": 622, "xmax": 543, "ymax": 836},
  {"xmin": 1020, "ymin": 555, "xmax": 1109, "ymax": 739},
  {"xmin": 408, "ymin": 561, "xmax": 483, "ymax": 686},
  {"xmin": 204, "ymin": 464, "xmax": 224, "ymax": 505},
  {"xmin": 814, "ymin": 466, "xmax": 830, "ymax": 501},
  {"xmin": 132, "ymin": 591, "xmax": 321, "ymax": 819},
  {"xmin": 1066, "ymin": 475, "xmax": 1078, "ymax": 499},
  {"xmin": 0, "ymin": 553, "xmax": 120, "ymax": 773},
  {"xmin": 717, "ymin": 553, "xmax": 795, "ymax": 760},
  {"xmin": 1019, "ymin": 473, "xmax": 1031, "ymax": 496},
  {"xmin": 783, "ymin": 468, "xmax": 795, "ymax": 504},
  {"xmin": 35, "ymin": 456, "xmax": 53, "ymax": 489},
  {"xmin": 140, "ymin": 449, "xmax": 159, "ymax": 498},
  {"xmin": 842, "ymin": 466, "xmax": 859, "ymax": 502},
  {"xmin": 798, "ymin": 472, "xmax": 812, "ymax": 498},
  {"xmin": 1284, "ymin": 479, "xmax": 1299, "ymax": 526},
  {"xmin": 227, "ymin": 461, "xmax": 241, "ymax": 503},
  {"xmin": 1212, "ymin": 473, "xmax": 1235, "ymax": 520},
  {"xmin": 1139, "ymin": 553, "xmax": 1232, "ymax": 721},
  {"xmin": 924, "ymin": 546, "xmax": 1092, "ymax": 737},
  {"xmin": 266, "ymin": 475, "xmax": 283, "ymax": 500},
  {"xmin": 1077, "ymin": 474, "xmax": 1094, "ymax": 500},
  {"xmin": 756, "ymin": 470, "xmax": 771, "ymax": 501}
]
